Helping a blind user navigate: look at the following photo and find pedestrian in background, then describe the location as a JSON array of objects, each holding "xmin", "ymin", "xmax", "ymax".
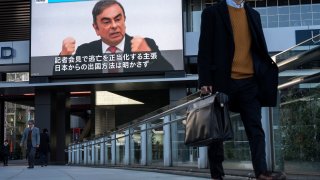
[
  {"xmin": 20, "ymin": 120, "xmax": 40, "ymax": 169},
  {"xmin": 39, "ymin": 128, "xmax": 50, "ymax": 167},
  {"xmin": 2, "ymin": 140, "xmax": 10, "ymax": 166}
]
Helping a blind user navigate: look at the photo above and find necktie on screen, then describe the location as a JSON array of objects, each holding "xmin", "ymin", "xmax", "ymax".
[
  {"xmin": 107, "ymin": 46, "xmax": 119, "ymax": 73},
  {"xmin": 107, "ymin": 46, "xmax": 117, "ymax": 54}
]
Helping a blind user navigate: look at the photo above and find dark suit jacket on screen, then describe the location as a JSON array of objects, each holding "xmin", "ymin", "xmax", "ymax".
[
  {"xmin": 74, "ymin": 34, "xmax": 174, "ymax": 72},
  {"xmin": 197, "ymin": 0, "xmax": 278, "ymax": 107}
]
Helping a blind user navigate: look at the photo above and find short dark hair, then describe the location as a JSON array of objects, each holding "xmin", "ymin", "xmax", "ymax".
[
  {"xmin": 4, "ymin": 139, "xmax": 8, "ymax": 143},
  {"xmin": 92, "ymin": 0, "xmax": 126, "ymax": 24},
  {"xmin": 28, "ymin": 120, "xmax": 35, "ymax": 125}
]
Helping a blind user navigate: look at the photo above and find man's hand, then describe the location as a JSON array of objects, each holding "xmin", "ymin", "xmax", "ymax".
[
  {"xmin": 36, "ymin": 144, "xmax": 39, "ymax": 148},
  {"xmin": 60, "ymin": 37, "xmax": 76, "ymax": 56},
  {"xmin": 200, "ymin": 86, "xmax": 212, "ymax": 95},
  {"xmin": 20, "ymin": 143, "xmax": 23, "ymax": 147},
  {"xmin": 131, "ymin": 36, "xmax": 151, "ymax": 52}
]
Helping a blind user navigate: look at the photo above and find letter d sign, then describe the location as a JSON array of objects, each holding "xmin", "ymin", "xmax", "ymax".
[{"xmin": 1, "ymin": 47, "xmax": 13, "ymax": 59}]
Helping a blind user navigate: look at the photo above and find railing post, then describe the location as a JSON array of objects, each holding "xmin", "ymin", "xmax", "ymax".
[
  {"xmin": 80, "ymin": 144, "xmax": 84, "ymax": 164},
  {"xmin": 141, "ymin": 123, "xmax": 148, "ymax": 165},
  {"xmin": 111, "ymin": 133, "xmax": 116, "ymax": 165},
  {"xmin": 91, "ymin": 142, "xmax": 95, "ymax": 165},
  {"xmin": 105, "ymin": 137, "xmax": 109, "ymax": 165},
  {"xmin": 68, "ymin": 145, "xmax": 72, "ymax": 164},
  {"xmin": 163, "ymin": 115, "xmax": 172, "ymax": 166},
  {"xmin": 100, "ymin": 138, "xmax": 105, "ymax": 165},
  {"xmin": 124, "ymin": 129, "xmax": 130, "ymax": 165},
  {"xmin": 76, "ymin": 144, "xmax": 80, "ymax": 164},
  {"xmin": 84, "ymin": 142, "xmax": 88, "ymax": 165},
  {"xmin": 198, "ymin": 147, "xmax": 208, "ymax": 169},
  {"xmin": 72, "ymin": 145, "xmax": 75, "ymax": 164}
]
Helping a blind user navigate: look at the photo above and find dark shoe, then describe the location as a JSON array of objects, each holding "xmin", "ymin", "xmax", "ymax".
[
  {"xmin": 212, "ymin": 176, "xmax": 223, "ymax": 180},
  {"xmin": 27, "ymin": 166, "xmax": 34, "ymax": 169},
  {"xmin": 258, "ymin": 172, "xmax": 286, "ymax": 180}
]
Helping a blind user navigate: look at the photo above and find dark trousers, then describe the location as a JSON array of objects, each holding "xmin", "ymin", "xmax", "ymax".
[
  {"xmin": 40, "ymin": 152, "xmax": 48, "ymax": 165},
  {"xmin": 27, "ymin": 142, "xmax": 36, "ymax": 167},
  {"xmin": 208, "ymin": 77, "xmax": 267, "ymax": 178},
  {"xmin": 3, "ymin": 155, "xmax": 8, "ymax": 165}
]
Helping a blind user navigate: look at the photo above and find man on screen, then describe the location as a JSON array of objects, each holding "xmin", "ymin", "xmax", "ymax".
[{"xmin": 59, "ymin": 0, "xmax": 173, "ymax": 72}]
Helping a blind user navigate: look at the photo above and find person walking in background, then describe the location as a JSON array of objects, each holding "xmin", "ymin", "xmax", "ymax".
[
  {"xmin": 39, "ymin": 128, "xmax": 50, "ymax": 167},
  {"xmin": 2, "ymin": 140, "xmax": 10, "ymax": 166},
  {"xmin": 20, "ymin": 120, "xmax": 40, "ymax": 169},
  {"xmin": 197, "ymin": 0, "xmax": 284, "ymax": 179}
]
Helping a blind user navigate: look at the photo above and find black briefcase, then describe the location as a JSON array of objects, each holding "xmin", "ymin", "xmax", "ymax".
[{"xmin": 184, "ymin": 92, "xmax": 233, "ymax": 147}]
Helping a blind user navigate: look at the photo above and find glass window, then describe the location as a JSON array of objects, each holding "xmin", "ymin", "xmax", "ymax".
[
  {"xmin": 290, "ymin": 20, "xmax": 302, "ymax": 26},
  {"xmin": 313, "ymin": 19, "xmax": 320, "ymax": 25},
  {"xmin": 301, "ymin": 5, "xmax": 312, "ymax": 12},
  {"xmin": 268, "ymin": 21, "xmax": 279, "ymax": 27},
  {"xmin": 301, "ymin": 13, "xmax": 313, "ymax": 20},
  {"xmin": 290, "ymin": 0, "xmax": 300, "ymax": 5},
  {"xmin": 256, "ymin": 0, "xmax": 267, "ymax": 7},
  {"xmin": 313, "ymin": 4, "xmax": 320, "ymax": 12},
  {"xmin": 267, "ymin": 7, "xmax": 278, "ymax": 15},
  {"xmin": 268, "ymin": 15, "xmax": 279, "ymax": 22},
  {"xmin": 279, "ymin": 14, "xmax": 290, "ymax": 21},
  {"xmin": 256, "ymin": 8, "xmax": 267, "ymax": 15},
  {"xmin": 301, "ymin": 19, "xmax": 313, "ymax": 25},
  {"xmin": 313, "ymin": 12, "xmax": 320, "ymax": 19},
  {"xmin": 279, "ymin": 0, "xmax": 289, "ymax": 6},
  {"xmin": 267, "ymin": 0, "xmax": 278, "ymax": 6},
  {"xmin": 301, "ymin": 0, "xmax": 311, "ymax": 4},
  {"xmin": 279, "ymin": 21, "xmax": 290, "ymax": 27},
  {"xmin": 290, "ymin": 13, "xmax": 301, "ymax": 20},
  {"xmin": 260, "ymin": 15, "xmax": 268, "ymax": 26},
  {"xmin": 278, "ymin": 7, "xmax": 290, "ymax": 14},
  {"xmin": 290, "ymin": 6, "xmax": 301, "ymax": 13}
]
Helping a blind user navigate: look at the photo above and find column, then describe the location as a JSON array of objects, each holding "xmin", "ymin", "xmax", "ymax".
[
  {"xmin": 124, "ymin": 129, "xmax": 130, "ymax": 165},
  {"xmin": 163, "ymin": 115, "xmax": 172, "ymax": 166},
  {"xmin": 84, "ymin": 142, "xmax": 88, "ymax": 165},
  {"xmin": 198, "ymin": 147, "xmax": 208, "ymax": 168},
  {"xmin": 91, "ymin": 142, "xmax": 95, "ymax": 165},
  {"xmin": 100, "ymin": 138, "xmax": 105, "ymax": 165},
  {"xmin": 68, "ymin": 146, "xmax": 71, "ymax": 164},
  {"xmin": 111, "ymin": 133, "xmax": 116, "ymax": 165},
  {"xmin": 140, "ymin": 124, "xmax": 147, "ymax": 165}
]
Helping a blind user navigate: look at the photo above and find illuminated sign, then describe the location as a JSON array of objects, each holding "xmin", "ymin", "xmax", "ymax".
[{"xmin": 1, "ymin": 47, "xmax": 13, "ymax": 59}]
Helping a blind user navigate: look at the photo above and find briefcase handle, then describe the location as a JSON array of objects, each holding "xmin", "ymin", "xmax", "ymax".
[{"xmin": 200, "ymin": 91, "xmax": 229, "ymax": 107}]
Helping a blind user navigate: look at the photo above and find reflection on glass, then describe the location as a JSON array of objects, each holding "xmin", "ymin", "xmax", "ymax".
[
  {"xmin": 277, "ymin": 83, "xmax": 320, "ymax": 173},
  {"xmin": 172, "ymin": 112, "xmax": 198, "ymax": 167},
  {"xmin": 4, "ymin": 102, "xmax": 34, "ymax": 160}
]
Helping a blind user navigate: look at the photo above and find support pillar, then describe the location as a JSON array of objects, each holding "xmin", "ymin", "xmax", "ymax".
[
  {"xmin": 163, "ymin": 115, "xmax": 172, "ymax": 166},
  {"xmin": 198, "ymin": 147, "xmax": 208, "ymax": 168}
]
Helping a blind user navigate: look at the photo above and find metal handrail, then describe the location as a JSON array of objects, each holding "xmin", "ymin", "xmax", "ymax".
[{"xmin": 271, "ymin": 33, "xmax": 320, "ymax": 62}]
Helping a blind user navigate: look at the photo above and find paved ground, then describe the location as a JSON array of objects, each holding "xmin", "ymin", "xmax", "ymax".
[
  {"xmin": 0, "ymin": 165, "xmax": 251, "ymax": 180},
  {"xmin": 0, "ymin": 165, "xmax": 205, "ymax": 180}
]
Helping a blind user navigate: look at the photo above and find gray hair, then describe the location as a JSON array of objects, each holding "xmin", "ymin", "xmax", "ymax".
[{"xmin": 92, "ymin": 0, "xmax": 126, "ymax": 24}]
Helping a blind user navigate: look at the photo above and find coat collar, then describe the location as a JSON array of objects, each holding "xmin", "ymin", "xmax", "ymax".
[
  {"xmin": 217, "ymin": 0, "xmax": 233, "ymax": 36},
  {"xmin": 217, "ymin": 1, "xmax": 256, "ymax": 36}
]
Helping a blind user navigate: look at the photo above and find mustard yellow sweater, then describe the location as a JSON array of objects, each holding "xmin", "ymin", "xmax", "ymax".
[{"xmin": 228, "ymin": 6, "xmax": 254, "ymax": 79}]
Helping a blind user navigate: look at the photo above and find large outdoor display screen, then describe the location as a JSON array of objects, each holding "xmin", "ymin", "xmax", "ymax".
[{"xmin": 30, "ymin": 0, "xmax": 183, "ymax": 77}]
